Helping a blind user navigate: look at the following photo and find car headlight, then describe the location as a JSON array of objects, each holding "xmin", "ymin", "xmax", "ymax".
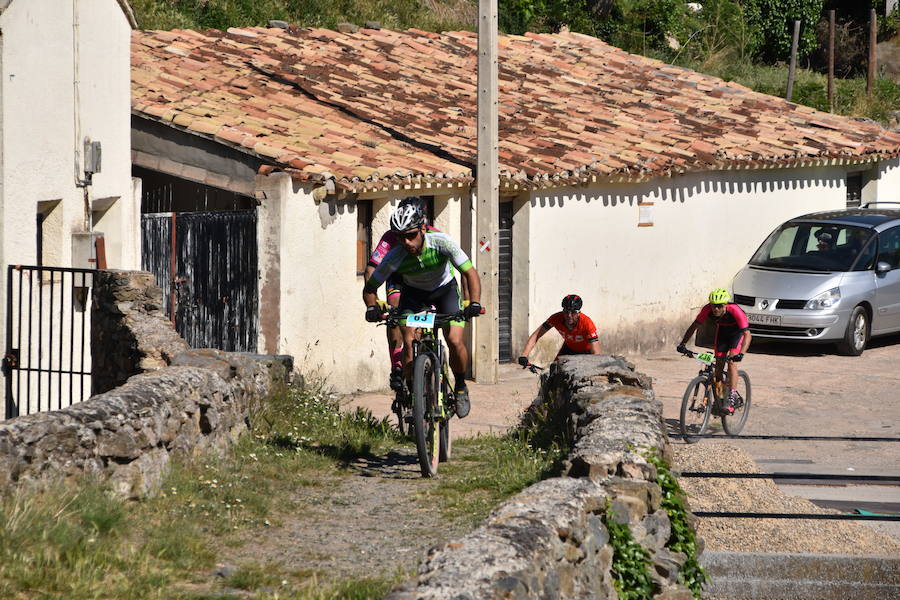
[{"xmin": 805, "ymin": 287, "xmax": 841, "ymax": 310}]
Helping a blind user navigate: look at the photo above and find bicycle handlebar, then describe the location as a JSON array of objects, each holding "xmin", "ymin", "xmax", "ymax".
[
  {"xmin": 678, "ymin": 347, "xmax": 738, "ymax": 362},
  {"xmin": 374, "ymin": 306, "xmax": 481, "ymax": 327},
  {"xmin": 519, "ymin": 360, "xmax": 544, "ymax": 374}
]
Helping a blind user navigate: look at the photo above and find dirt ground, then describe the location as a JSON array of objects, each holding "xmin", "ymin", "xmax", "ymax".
[{"xmin": 212, "ymin": 337, "xmax": 900, "ymax": 594}]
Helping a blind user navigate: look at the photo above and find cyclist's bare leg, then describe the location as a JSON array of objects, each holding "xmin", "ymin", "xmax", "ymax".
[
  {"xmin": 400, "ymin": 325, "xmax": 417, "ymax": 381},
  {"xmin": 443, "ymin": 324, "xmax": 468, "ymax": 386},
  {"xmin": 386, "ymin": 293, "xmax": 403, "ymax": 370},
  {"xmin": 727, "ymin": 359, "xmax": 739, "ymax": 392}
]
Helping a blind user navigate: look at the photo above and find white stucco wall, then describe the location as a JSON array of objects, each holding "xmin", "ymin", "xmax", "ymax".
[
  {"xmin": 0, "ymin": 0, "xmax": 134, "ymax": 416},
  {"xmin": 873, "ymin": 157, "xmax": 900, "ymax": 202},
  {"xmin": 1, "ymin": 0, "xmax": 134, "ymax": 271},
  {"xmin": 517, "ymin": 165, "xmax": 854, "ymax": 360}
]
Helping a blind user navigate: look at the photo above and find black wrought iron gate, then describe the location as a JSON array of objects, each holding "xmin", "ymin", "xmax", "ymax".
[
  {"xmin": 3, "ymin": 265, "xmax": 95, "ymax": 419},
  {"xmin": 141, "ymin": 210, "xmax": 258, "ymax": 352}
]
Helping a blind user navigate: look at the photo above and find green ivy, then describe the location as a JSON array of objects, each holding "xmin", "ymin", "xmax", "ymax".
[
  {"xmin": 606, "ymin": 513, "xmax": 656, "ymax": 600},
  {"xmin": 644, "ymin": 450, "xmax": 709, "ymax": 599}
]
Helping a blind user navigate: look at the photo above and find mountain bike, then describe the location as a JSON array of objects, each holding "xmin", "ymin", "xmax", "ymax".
[
  {"xmin": 677, "ymin": 347, "xmax": 752, "ymax": 443},
  {"xmin": 376, "ymin": 307, "xmax": 475, "ymax": 477}
]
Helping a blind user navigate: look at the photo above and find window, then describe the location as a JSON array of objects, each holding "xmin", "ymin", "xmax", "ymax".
[
  {"xmin": 846, "ymin": 173, "xmax": 863, "ymax": 208},
  {"xmin": 36, "ymin": 200, "xmax": 62, "ymax": 268},
  {"xmin": 877, "ymin": 227, "xmax": 900, "ymax": 270},
  {"xmin": 422, "ymin": 195, "xmax": 435, "ymax": 225},
  {"xmin": 356, "ymin": 200, "xmax": 373, "ymax": 275}
]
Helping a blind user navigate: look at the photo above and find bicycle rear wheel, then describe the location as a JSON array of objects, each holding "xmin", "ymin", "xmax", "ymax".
[
  {"xmin": 412, "ymin": 353, "xmax": 440, "ymax": 477},
  {"xmin": 680, "ymin": 376, "xmax": 712, "ymax": 443},
  {"xmin": 439, "ymin": 377, "xmax": 451, "ymax": 463},
  {"xmin": 392, "ymin": 391, "xmax": 409, "ymax": 436},
  {"xmin": 722, "ymin": 370, "xmax": 752, "ymax": 435}
]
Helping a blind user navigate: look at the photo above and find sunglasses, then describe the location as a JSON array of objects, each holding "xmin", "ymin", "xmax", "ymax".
[{"xmin": 399, "ymin": 229, "xmax": 420, "ymax": 241}]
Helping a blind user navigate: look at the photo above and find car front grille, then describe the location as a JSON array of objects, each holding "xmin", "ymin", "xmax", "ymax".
[
  {"xmin": 733, "ymin": 294, "xmax": 754, "ymax": 306},
  {"xmin": 734, "ymin": 294, "xmax": 807, "ymax": 309},
  {"xmin": 777, "ymin": 299, "xmax": 807, "ymax": 309},
  {"xmin": 749, "ymin": 325, "xmax": 822, "ymax": 337}
]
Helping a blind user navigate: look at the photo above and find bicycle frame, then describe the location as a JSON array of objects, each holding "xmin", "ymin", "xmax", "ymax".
[{"xmin": 409, "ymin": 325, "xmax": 452, "ymax": 419}]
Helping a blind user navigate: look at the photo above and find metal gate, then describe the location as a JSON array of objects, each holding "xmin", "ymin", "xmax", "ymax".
[
  {"xmin": 498, "ymin": 202, "xmax": 513, "ymax": 363},
  {"xmin": 141, "ymin": 210, "xmax": 258, "ymax": 352},
  {"xmin": 3, "ymin": 265, "xmax": 95, "ymax": 419}
]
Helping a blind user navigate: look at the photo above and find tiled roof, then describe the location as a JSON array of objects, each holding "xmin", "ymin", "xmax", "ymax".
[{"xmin": 132, "ymin": 27, "xmax": 900, "ymax": 192}]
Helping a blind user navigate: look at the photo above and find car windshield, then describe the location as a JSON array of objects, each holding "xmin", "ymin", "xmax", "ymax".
[{"xmin": 749, "ymin": 223, "xmax": 876, "ymax": 272}]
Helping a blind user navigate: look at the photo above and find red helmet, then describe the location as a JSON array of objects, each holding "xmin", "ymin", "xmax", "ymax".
[{"xmin": 561, "ymin": 294, "xmax": 583, "ymax": 312}]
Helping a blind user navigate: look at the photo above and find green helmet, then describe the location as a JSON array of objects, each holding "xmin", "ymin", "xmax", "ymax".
[{"xmin": 708, "ymin": 288, "xmax": 730, "ymax": 305}]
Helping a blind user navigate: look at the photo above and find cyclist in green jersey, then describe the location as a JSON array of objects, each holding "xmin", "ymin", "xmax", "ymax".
[{"xmin": 363, "ymin": 204, "xmax": 482, "ymax": 418}]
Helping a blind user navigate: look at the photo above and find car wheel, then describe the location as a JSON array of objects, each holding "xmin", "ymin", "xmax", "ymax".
[{"xmin": 837, "ymin": 305, "xmax": 868, "ymax": 356}]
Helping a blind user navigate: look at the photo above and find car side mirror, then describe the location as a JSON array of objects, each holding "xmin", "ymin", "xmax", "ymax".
[{"xmin": 876, "ymin": 261, "xmax": 892, "ymax": 274}]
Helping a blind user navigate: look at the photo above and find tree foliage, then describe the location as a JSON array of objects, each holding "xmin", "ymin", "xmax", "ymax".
[{"xmin": 742, "ymin": 0, "xmax": 825, "ymax": 63}]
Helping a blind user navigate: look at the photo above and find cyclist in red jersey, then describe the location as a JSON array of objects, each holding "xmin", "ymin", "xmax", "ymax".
[
  {"xmin": 677, "ymin": 288, "xmax": 752, "ymax": 414},
  {"xmin": 517, "ymin": 294, "xmax": 601, "ymax": 366}
]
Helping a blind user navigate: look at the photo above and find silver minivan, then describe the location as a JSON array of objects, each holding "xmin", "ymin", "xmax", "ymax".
[{"xmin": 731, "ymin": 207, "xmax": 900, "ymax": 355}]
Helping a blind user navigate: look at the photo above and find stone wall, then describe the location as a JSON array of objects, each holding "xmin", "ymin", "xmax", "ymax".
[
  {"xmin": 0, "ymin": 270, "xmax": 290, "ymax": 498},
  {"xmin": 387, "ymin": 355, "xmax": 696, "ymax": 600},
  {"xmin": 92, "ymin": 270, "xmax": 190, "ymax": 395}
]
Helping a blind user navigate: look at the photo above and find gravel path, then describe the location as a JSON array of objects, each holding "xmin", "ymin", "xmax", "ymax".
[{"xmin": 673, "ymin": 441, "xmax": 900, "ymax": 556}]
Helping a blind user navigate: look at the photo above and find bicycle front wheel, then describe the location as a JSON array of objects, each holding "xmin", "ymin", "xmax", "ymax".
[
  {"xmin": 412, "ymin": 353, "xmax": 440, "ymax": 477},
  {"xmin": 680, "ymin": 376, "xmax": 712, "ymax": 443},
  {"xmin": 722, "ymin": 370, "xmax": 752, "ymax": 435},
  {"xmin": 439, "ymin": 377, "xmax": 451, "ymax": 463}
]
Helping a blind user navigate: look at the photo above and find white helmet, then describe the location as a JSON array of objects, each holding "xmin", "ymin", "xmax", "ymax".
[{"xmin": 390, "ymin": 202, "xmax": 425, "ymax": 232}]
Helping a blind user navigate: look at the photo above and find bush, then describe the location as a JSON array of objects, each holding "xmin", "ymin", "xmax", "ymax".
[{"xmin": 744, "ymin": 0, "xmax": 825, "ymax": 63}]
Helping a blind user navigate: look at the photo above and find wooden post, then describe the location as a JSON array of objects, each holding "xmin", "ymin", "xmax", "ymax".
[
  {"xmin": 786, "ymin": 20, "xmax": 800, "ymax": 102},
  {"xmin": 475, "ymin": 0, "xmax": 499, "ymax": 384},
  {"xmin": 828, "ymin": 10, "xmax": 835, "ymax": 112},
  {"xmin": 867, "ymin": 8, "xmax": 877, "ymax": 97}
]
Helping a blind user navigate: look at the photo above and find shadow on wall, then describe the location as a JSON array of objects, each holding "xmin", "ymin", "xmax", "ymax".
[{"xmin": 530, "ymin": 170, "xmax": 846, "ymax": 208}]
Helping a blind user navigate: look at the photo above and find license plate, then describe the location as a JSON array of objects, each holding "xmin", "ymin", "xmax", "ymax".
[{"xmin": 747, "ymin": 312, "xmax": 782, "ymax": 326}]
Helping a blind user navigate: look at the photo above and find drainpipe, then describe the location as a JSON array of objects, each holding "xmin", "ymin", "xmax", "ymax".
[{"xmin": 72, "ymin": 0, "xmax": 92, "ymax": 233}]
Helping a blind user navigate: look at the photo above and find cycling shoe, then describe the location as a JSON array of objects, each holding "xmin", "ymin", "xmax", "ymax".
[{"xmin": 454, "ymin": 387, "xmax": 470, "ymax": 419}]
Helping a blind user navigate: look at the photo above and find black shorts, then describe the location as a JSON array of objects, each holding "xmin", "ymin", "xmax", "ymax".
[
  {"xmin": 399, "ymin": 280, "xmax": 463, "ymax": 323},
  {"xmin": 556, "ymin": 345, "xmax": 589, "ymax": 359},
  {"xmin": 714, "ymin": 326, "xmax": 745, "ymax": 355}
]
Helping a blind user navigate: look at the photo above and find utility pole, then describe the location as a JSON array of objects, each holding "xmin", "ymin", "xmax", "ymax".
[
  {"xmin": 786, "ymin": 20, "xmax": 800, "ymax": 102},
  {"xmin": 474, "ymin": 0, "xmax": 499, "ymax": 383},
  {"xmin": 828, "ymin": 10, "xmax": 835, "ymax": 112},
  {"xmin": 867, "ymin": 9, "xmax": 877, "ymax": 98}
]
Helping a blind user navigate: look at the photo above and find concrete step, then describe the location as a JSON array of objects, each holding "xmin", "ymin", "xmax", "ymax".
[{"xmin": 701, "ymin": 551, "xmax": 900, "ymax": 599}]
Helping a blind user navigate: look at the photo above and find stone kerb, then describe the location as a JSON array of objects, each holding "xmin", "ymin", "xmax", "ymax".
[
  {"xmin": 387, "ymin": 355, "xmax": 696, "ymax": 600},
  {"xmin": 0, "ymin": 270, "xmax": 291, "ymax": 499}
]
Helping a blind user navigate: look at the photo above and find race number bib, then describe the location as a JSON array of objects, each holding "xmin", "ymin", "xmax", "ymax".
[
  {"xmin": 405, "ymin": 311, "xmax": 435, "ymax": 329},
  {"xmin": 696, "ymin": 351, "xmax": 714, "ymax": 365}
]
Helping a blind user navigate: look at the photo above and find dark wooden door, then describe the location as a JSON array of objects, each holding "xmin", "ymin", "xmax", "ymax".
[
  {"xmin": 141, "ymin": 210, "xmax": 258, "ymax": 352},
  {"xmin": 498, "ymin": 203, "xmax": 513, "ymax": 363}
]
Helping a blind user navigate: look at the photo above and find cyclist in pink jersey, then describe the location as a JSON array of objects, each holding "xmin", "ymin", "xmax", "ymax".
[{"xmin": 677, "ymin": 288, "xmax": 752, "ymax": 414}]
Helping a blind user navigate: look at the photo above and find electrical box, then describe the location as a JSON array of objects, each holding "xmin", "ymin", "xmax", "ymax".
[
  {"xmin": 84, "ymin": 139, "xmax": 102, "ymax": 175},
  {"xmin": 71, "ymin": 231, "xmax": 105, "ymax": 270}
]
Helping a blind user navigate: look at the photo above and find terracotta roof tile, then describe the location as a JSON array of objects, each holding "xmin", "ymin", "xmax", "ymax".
[{"xmin": 132, "ymin": 27, "xmax": 900, "ymax": 191}]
